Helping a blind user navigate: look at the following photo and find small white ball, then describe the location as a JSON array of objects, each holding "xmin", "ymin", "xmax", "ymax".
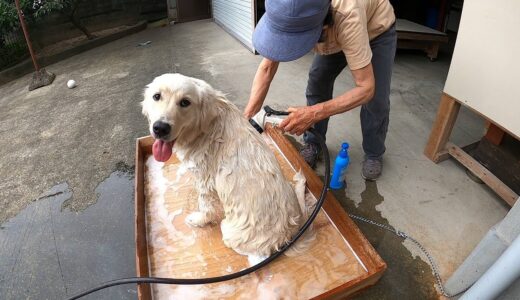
[{"xmin": 67, "ymin": 79, "xmax": 76, "ymax": 89}]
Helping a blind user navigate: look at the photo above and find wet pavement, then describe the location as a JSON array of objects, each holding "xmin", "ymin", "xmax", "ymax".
[
  {"xmin": 0, "ymin": 171, "xmax": 136, "ymax": 299},
  {"xmin": 334, "ymin": 182, "xmax": 439, "ymax": 299}
]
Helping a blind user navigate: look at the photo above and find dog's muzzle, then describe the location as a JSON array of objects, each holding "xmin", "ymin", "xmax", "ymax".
[{"xmin": 153, "ymin": 121, "xmax": 171, "ymax": 139}]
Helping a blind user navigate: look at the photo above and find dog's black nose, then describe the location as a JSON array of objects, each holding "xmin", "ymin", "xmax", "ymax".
[{"xmin": 153, "ymin": 121, "xmax": 171, "ymax": 138}]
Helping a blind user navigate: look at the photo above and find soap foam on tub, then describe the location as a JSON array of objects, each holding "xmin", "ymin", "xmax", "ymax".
[{"xmin": 146, "ymin": 156, "xmax": 196, "ymax": 248}]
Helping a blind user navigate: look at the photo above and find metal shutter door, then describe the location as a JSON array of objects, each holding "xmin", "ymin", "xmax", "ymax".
[{"xmin": 212, "ymin": 0, "xmax": 255, "ymax": 52}]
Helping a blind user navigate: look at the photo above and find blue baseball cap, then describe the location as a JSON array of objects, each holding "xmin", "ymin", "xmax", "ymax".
[{"xmin": 253, "ymin": 0, "xmax": 330, "ymax": 62}]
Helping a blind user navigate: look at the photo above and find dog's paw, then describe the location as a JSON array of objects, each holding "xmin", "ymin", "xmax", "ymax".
[{"xmin": 185, "ymin": 212, "xmax": 209, "ymax": 227}]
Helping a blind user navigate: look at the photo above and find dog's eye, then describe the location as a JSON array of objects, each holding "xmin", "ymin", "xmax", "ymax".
[
  {"xmin": 153, "ymin": 93, "xmax": 161, "ymax": 101},
  {"xmin": 179, "ymin": 98, "xmax": 191, "ymax": 107}
]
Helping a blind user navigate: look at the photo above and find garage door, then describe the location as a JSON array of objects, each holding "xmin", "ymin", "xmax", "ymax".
[{"xmin": 212, "ymin": 0, "xmax": 255, "ymax": 52}]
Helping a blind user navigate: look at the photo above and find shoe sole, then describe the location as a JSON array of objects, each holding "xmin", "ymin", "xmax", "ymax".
[
  {"xmin": 361, "ymin": 171, "xmax": 379, "ymax": 181},
  {"xmin": 301, "ymin": 151, "xmax": 321, "ymax": 169}
]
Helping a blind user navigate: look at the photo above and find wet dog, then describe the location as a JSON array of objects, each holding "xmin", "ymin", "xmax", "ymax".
[{"xmin": 141, "ymin": 73, "xmax": 312, "ymax": 258}]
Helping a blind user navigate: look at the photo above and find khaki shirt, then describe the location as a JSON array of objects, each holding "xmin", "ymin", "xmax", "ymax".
[{"xmin": 314, "ymin": 0, "xmax": 395, "ymax": 70}]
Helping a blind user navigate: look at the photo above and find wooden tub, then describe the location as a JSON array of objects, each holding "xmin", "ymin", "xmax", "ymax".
[{"xmin": 135, "ymin": 125, "xmax": 386, "ymax": 299}]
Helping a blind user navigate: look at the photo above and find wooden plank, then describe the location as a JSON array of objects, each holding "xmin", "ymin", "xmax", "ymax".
[
  {"xmin": 469, "ymin": 138, "xmax": 520, "ymax": 196},
  {"xmin": 485, "ymin": 122, "xmax": 505, "ymax": 145},
  {"xmin": 397, "ymin": 31, "xmax": 448, "ymax": 43},
  {"xmin": 447, "ymin": 142, "xmax": 518, "ymax": 206},
  {"xmin": 449, "ymin": 97, "xmax": 520, "ymax": 142},
  {"xmin": 135, "ymin": 137, "xmax": 152, "ymax": 300},
  {"xmin": 135, "ymin": 127, "xmax": 385, "ymax": 299},
  {"xmin": 396, "ymin": 19, "xmax": 448, "ymax": 36},
  {"xmin": 424, "ymin": 93, "xmax": 461, "ymax": 163},
  {"xmin": 396, "ymin": 40, "xmax": 441, "ymax": 61},
  {"xmin": 426, "ymin": 42, "xmax": 441, "ymax": 61}
]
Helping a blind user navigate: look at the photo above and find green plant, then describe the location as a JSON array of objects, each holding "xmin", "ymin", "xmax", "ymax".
[
  {"xmin": 0, "ymin": 0, "xmax": 94, "ymax": 39},
  {"xmin": 0, "ymin": 40, "xmax": 28, "ymax": 69},
  {"xmin": 34, "ymin": 0, "xmax": 95, "ymax": 39},
  {"xmin": 0, "ymin": 0, "xmax": 32, "ymax": 34}
]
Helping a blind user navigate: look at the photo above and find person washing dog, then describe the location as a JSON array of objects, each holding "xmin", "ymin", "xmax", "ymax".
[{"xmin": 243, "ymin": 0, "xmax": 396, "ymax": 180}]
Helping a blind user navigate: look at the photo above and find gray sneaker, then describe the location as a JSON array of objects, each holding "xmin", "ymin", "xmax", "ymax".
[
  {"xmin": 362, "ymin": 158, "xmax": 383, "ymax": 181},
  {"xmin": 300, "ymin": 143, "xmax": 320, "ymax": 168}
]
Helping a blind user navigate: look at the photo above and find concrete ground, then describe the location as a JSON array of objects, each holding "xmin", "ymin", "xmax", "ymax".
[{"xmin": 0, "ymin": 20, "xmax": 510, "ymax": 299}]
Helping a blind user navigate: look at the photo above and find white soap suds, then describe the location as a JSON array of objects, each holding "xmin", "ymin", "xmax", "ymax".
[
  {"xmin": 213, "ymin": 284, "xmax": 235, "ymax": 295},
  {"xmin": 144, "ymin": 153, "xmax": 366, "ymax": 299},
  {"xmin": 328, "ymin": 247, "xmax": 349, "ymax": 267},
  {"xmin": 169, "ymin": 208, "xmax": 183, "ymax": 222},
  {"xmin": 235, "ymin": 249, "xmax": 268, "ymax": 267},
  {"xmin": 165, "ymin": 285, "xmax": 208, "ymax": 300},
  {"xmin": 247, "ymin": 254, "xmax": 267, "ymax": 266},
  {"xmin": 146, "ymin": 157, "xmax": 195, "ymax": 248}
]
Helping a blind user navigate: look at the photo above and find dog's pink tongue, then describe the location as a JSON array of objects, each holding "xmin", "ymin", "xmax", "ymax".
[{"xmin": 152, "ymin": 140, "xmax": 173, "ymax": 162}]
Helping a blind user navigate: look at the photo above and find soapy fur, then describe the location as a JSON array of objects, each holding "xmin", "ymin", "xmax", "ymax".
[{"xmin": 142, "ymin": 74, "xmax": 313, "ymax": 257}]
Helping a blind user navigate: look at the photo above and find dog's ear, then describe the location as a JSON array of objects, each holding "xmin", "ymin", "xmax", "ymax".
[
  {"xmin": 141, "ymin": 85, "xmax": 150, "ymax": 119},
  {"xmin": 197, "ymin": 84, "xmax": 222, "ymax": 133}
]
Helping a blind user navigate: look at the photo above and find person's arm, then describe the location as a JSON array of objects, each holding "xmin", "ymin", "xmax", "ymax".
[
  {"xmin": 243, "ymin": 58, "xmax": 280, "ymax": 119},
  {"xmin": 280, "ymin": 63, "xmax": 375, "ymax": 135}
]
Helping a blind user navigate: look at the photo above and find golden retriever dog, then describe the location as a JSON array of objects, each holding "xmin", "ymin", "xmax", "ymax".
[{"xmin": 141, "ymin": 73, "xmax": 312, "ymax": 260}]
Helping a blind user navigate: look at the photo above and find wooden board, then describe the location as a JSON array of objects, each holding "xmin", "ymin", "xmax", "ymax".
[
  {"xmin": 447, "ymin": 142, "xmax": 518, "ymax": 206},
  {"xmin": 135, "ymin": 125, "xmax": 386, "ymax": 299},
  {"xmin": 470, "ymin": 138, "xmax": 520, "ymax": 196},
  {"xmin": 396, "ymin": 19, "xmax": 447, "ymax": 37},
  {"xmin": 395, "ymin": 19, "xmax": 448, "ymax": 61},
  {"xmin": 424, "ymin": 93, "xmax": 461, "ymax": 163},
  {"xmin": 485, "ymin": 122, "xmax": 505, "ymax": 146},
  {"xmin": 443, "ymin": 0, "xmax": 520, "ymax": 139}
]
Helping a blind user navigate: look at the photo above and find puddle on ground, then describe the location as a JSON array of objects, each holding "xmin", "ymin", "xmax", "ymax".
[
  {"xmin": 332, "ymin": 182, "xmax": 439, "ymax": 299},
  {"xmin": 0, "ymin": 170, "xmax": 136, "ymax": 300}
]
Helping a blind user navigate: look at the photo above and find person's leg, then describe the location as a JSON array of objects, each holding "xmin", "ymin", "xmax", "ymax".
[
  {"xmin": 361, "ymin": 24, "xmax": 397, "ymax": 180},
  {"xmin": 301, "ymin": 52, "xmax": 347, "ymax": 167},
  {"xmin": 304, "ymin": 52, "xmax": 347, "ymax": 145}
]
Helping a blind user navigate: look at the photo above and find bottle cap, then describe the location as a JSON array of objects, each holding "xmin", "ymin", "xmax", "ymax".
[{"xmin": 339, "ymin": 142, "xmax": 349, "ymax": 158}]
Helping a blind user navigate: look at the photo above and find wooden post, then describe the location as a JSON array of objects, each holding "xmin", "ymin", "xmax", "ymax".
[
  {"xmin": 14, "ymin": 0, "xmax": 39, "ymax": 72},
  {"xmin": 424, "ymin": 93, "xmax": 461, "ymax": 162},
  {"xmin": 484, "ymin": 122, "xmax": 505, "ymax": 146},
  {"xmin": 426, "ymin": 42, "xmax": 441, "ymax": 61}
]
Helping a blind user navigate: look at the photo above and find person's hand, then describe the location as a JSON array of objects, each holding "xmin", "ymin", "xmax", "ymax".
[{"xmin": 279, "ymin": 105, "xmax": 320, "ymax": 136}]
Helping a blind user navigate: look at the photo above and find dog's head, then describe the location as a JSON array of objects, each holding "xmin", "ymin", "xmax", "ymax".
[{"xmin": 141, "ymin": 73, "xmax": 220, "ymax": 162}]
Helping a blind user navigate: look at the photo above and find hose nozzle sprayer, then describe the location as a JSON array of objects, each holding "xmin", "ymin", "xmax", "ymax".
[{"xmin": 249, "ymin": 105, "xmax": 290, "ymax": 133}]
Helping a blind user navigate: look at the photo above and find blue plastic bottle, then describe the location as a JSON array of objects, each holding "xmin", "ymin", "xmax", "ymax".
[{"xmin": 330, "ymin": 143, "xmax": 350, "ymax": 190}]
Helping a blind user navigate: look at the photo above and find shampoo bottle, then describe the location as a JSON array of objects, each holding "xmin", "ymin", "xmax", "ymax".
[{"xmin": 330, "ymin": 143, "xmax": 350, "ymax": 189}]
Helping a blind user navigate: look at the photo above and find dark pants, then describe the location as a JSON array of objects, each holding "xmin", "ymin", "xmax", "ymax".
[{"xmin": 304, "ymin": 24, "xmax": 397, "ymax": 160}]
